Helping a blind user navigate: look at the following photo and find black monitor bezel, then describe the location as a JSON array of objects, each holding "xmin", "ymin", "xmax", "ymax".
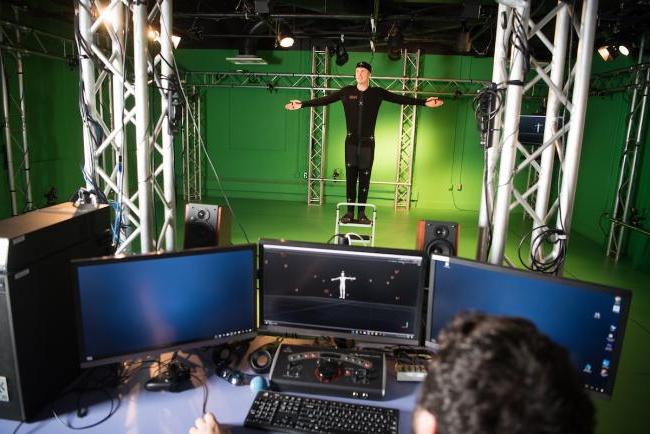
[
  {"xmin": 258, "ymin": 239, "xmax": 425, "ymax": 346},
  {"xmin": 72, "ymin": 244, "xmax": 258, "ymax": 368},
  {"xmin": 424, "ymin": 254, "xmax": 632, "ymax": 398}
]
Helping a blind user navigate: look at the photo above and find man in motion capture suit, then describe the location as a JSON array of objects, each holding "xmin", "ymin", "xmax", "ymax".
[{"xmin": 285, "ymin": 61, "xmax": 444, "ymax": 224}]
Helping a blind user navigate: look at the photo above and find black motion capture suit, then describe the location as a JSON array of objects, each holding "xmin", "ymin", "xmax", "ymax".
[{"xmin": 300, "ymin": 85, "xmax": 427, "ymax": 217}]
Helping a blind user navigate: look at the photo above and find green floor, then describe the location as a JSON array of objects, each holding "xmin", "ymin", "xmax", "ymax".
[{"xmin": 170, "ymin": 197, "xmax": 650, "ymax": 434}]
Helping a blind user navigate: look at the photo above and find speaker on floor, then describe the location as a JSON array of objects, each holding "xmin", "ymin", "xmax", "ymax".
[
  {"xmin": 416, "ymin": 220, "xmax": 459, "ymax": 257},
  {"xmin": 183, "ymin": 203, "xmax": 232, "ymax": 249}
]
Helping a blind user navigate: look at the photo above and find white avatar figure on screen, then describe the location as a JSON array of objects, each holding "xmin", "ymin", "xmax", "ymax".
[{"xmin": 331, "ymin": 271, "xmax": 356, "ymax": 300}]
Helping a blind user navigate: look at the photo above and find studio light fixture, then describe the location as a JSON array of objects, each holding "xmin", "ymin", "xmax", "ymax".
[
  {"xmin": 597, "ymin": 43, "xmax": 630, "ymax": 62},
  {"xmin": 335, "ymin": 35, "xmax": 349, "ymax": 66},
  {"xmin": 278, "ymin": 33, "xmax": 294, "ymax": 48},
  {"xmin": 147, "ymin": 27, "xmax": 181, "ymax": 49},
  {"xmin": 597, "ymin": 45, "xmax": 618, "ymax": 61},
  {"xmin": 98, "ymin": 5, "xmax": 119, "ymax": 29},
  {"xmin": 387, "ymin": 24, "xmax": 403, "ymax": 61},
  {"xmin": 277, "ymin": 23, "xmax": 294, "ymax": 48},
  {"xmin": 618, "ymin": 44, "xmax": 630, "ymax": 56},
  {"xmin": 148, "ymin": 27, "xmax": 160, "ymax": 41}
]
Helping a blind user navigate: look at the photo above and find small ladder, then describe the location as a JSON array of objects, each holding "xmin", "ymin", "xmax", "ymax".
[{"xmin": 334, "ymin": 202, "xmax": 377, "ymax": 247}]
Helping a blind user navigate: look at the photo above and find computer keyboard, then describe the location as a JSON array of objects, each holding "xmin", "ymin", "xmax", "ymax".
[{"xmin": 244, "ymin": 391, "xmax": 399, "ymax": 434}]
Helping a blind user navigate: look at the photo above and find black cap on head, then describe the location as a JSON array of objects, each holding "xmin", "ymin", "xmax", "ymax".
[{"xmin": 355, "ymin": 61, "xmax": 372, "ymax": 73}]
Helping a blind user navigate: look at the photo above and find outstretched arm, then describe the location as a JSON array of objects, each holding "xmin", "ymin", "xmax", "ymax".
[
  {"xmin": 379, "ymin": 88, "xmax": 443, "ymax": 108},
  {"xmin": 285, "ymin": 89, "xmax": 343, "ymax": 110}
]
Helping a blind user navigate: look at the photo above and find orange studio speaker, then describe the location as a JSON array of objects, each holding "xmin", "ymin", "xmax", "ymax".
[
  {"xmin": 416, "ymin": 220, "xmax": 459, "ymax": 257},
  {"xmin": 183, "ymin": 203, "xmax": 232, "ymax": 249}
]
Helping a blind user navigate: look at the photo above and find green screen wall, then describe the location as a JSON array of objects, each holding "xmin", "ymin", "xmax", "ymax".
[
  {"xmin": 176, "ymin": 49, "xmax": 494, "ymax": 211},
  {"xmin": 1, "ymin": 47, "xmax": 648, "ymax": 267}
]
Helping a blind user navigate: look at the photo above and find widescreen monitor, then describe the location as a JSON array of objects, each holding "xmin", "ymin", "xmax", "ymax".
[
  {"xmin": 259, "ymin": 240, "xmax": 425, "ymax": 346},
  {"xmin": 426, "ymin": 255, "xmax": 631, "ymax": 397},
  {"xmin": 73, "ymin": 245, "xmax": 256, "ymax": 367}
]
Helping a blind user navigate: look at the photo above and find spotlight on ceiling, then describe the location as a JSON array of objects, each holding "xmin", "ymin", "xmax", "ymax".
[
  {"xmin": 597, "ymin": 45, "xmax": 618, "ymax": 62},
  {"xmin": 335, "ymin": 35, "xmax": 349, "ymax": 66},
  {"xmin": 148, "ymin": 27, "xmax": 160, "ymax": 41},
  {"xmin": 278, "ymin": 24, "xmax": 294, "ymax": 48},
  {"xmin": 618, "ymin": 44, "xmax": 630, "ymax": 56},
  {"xmin": 387, "ymin": 24, "xmax": 403, "ymax": 61},
  {"xmin": 456, "ymin": 24, "xmax": 471, "ymax": 53}
]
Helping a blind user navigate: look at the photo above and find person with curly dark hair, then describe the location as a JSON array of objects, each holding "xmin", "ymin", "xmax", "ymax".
[
  {"xmin": 189, "ymin": 312, "xmax": 594, "ymax": 434},
  {"xmin": 412, "ymin": 312, "xmax": 595, "ymax": 434}
]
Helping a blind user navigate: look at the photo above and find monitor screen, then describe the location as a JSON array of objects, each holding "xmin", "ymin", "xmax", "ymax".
[
  {"xmin": 259, "ymin": 240, "xmax": 425, "ymax": 345},
  {"xmin": 426, "ymin": 255, "xmax": 631, "ymax": 397},
  {"xmin": 73, "ymin": 245, "xmax": 256, "ymax": 367}
]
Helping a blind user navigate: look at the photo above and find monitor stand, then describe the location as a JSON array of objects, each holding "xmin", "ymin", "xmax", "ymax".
[{"xmin": 144, "ymin": 354, "xmax": 192, "ymax": 393}]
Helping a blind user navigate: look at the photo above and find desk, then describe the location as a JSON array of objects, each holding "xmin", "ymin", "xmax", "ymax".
[{"xmin": 0, "ymin": 346, "xmax": 420, "ymax": 434}]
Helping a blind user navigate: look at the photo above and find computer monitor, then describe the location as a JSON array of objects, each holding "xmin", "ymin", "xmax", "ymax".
[
  {"xmin": 259, "ymin": 240, "xmax": 425, "ymax": 346},
  {"xmin": 73, "ymin": 245, "xmax": 257, "ymax": 368},
  {"xmin": 425, "ymin": 255, "xmax": 631, "ymax": 397}
]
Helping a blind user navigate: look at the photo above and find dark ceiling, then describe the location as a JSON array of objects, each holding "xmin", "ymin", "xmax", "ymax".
[
  {"xmin": 172, "ymin": 0, "xmax": 650, "ymax": 57},
  {"xmin": 6, "ymin": 0, "xmax": 650, "ymax": 58}
]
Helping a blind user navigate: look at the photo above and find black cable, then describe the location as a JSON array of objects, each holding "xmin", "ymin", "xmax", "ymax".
[
  {"xmin": 326, "ymin": 233, "xmax": 348, "ymax": 244},
  {"xmin": 51, "ymin": 387, "xmax": 119, "ymax": 431},
  {"xmin": 517, "ymin": 225, "xmax": 567, "ymax": 274},
  {"xmin": 190, "ymin": 373, "xmax": 210, "ymax": 415},
  {"xmin": 12, "ymin": 421, "xmax": 23, "ymax": 434},
  {"xmin": 158, "ymin": 12, "xmax": 251, "ymax": 244}
]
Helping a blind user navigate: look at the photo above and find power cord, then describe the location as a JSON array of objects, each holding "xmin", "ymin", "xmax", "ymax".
[
  {"xmin": 156, "ymin": 8, "xmax": 250, "ymax": 243},
  {"xmin": 517, "ymin": 225, "xmax": 567, "ymax": 274}
]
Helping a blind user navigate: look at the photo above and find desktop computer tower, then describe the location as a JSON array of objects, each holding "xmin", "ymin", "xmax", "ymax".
[{"xmin": 0, "ymin": 203, "xmax": 112, "ymax": 421}]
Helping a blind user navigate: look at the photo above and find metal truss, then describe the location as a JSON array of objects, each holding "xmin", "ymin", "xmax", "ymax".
[
  {"xmin": 480, "ymin": 0, "xmax": 598, "ymax": 272},
  {"xmin": 606, "ymin": 34, "xmax": 650, "ymax": 261},
  {"xmin": 182, "ymin": 70, "xmax": 489, "ymax": 97},
  {"xmin": 307, "ymin": 47, "xmax": 329, "ymax": 205},
  {"xmin": 0, "ymin": 19, "xmax": 76, "ymax": 62},
  {"xmin": 182, "ymin": 86, "xmax": 203, "ymax": 201},
  {"xmin": 0, "ymin": 8, "xmax": 35, "ymax": 216},
  {"xmin": 393, "ymin": 49, "xmax": 420, "ymax": 210},
  {"xmin": 590, "ymin": 62, "xmax": 650, "ymax": 95},
  {"xmin": 476, "ymin": 3, "xmax": 510, "ymax": 261},
  {"xmin": 77, "ymin": 0, "xmax": 177, "ymax": 254}
]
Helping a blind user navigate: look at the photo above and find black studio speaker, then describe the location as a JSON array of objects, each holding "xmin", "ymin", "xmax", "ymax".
[
  {"xmin": 183, "ymin": 203, "xmax": 232, "ymax": 249},
  {"xmin": 416, "ymin": 220, "xmax": 459, "ymax": 257}
]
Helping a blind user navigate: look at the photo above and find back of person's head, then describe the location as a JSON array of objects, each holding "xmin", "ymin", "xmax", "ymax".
[{"xmin": 418, "ymin": 312, "xmax": 595, "ymax": 434}]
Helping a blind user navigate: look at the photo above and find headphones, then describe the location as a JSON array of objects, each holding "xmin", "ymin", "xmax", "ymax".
[
  {"xmin": 248, "ymin": 341, "xmax": 280, "ymax": 374},
  {"xmin": 212, "ymin": 340, "xmax": 271, "ymax": 390},
  {"xmin": 212, "ymin": 340, "xmax": 252, "ymax": 385}
]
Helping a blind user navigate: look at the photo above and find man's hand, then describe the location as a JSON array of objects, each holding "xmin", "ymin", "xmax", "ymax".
[
  {"xmin": 285, "ymin": 100, "xmax": 302, "ymax": 110},
  {"xmin": 425, "ymin": 97, "xmax": 443, "ymax": 108},
  {"xmin": 189, "ymin": 413, "xmax": 230, "ymax": 434}
]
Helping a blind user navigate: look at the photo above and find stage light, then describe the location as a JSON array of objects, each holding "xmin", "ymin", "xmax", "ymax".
[
  {"xmin": 277, "ymin": 23, "xmax": 294, "ymax": 48},
  {"xmin": 171, "ymin": 35, "xmax": 181, "ymax": 49},
  {"xmin": 148, "ymin": 27, "xmax": 160, "ymax": 41},
  {"xmin": 279, "ymin": 33, "xmax": 294, "ymax": 48},
  {"xmin": 387, "ymin": 24, "xmax": 403, "ymax": 61},
  {"xmin": 456, "ymin": 24, "xmax": 471, "ymax": 53},
  {"xmin": 597, "ymin": 45, "xmax": 617, "ymax": 61},
  {"xmin": 98, "ymin": 5, "xmax": 119, "ymax": 29},
  {"xmin": 335, "ymin": 35, "xmax": 348, "ymax": 66},
  {"xmin": 619, "ymin": 44, "xmax": 630, "ymax": 56}
]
